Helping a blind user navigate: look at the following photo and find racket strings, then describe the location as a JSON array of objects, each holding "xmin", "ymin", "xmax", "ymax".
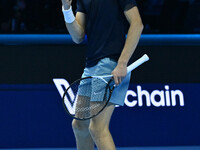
[{"xmin": 75, "ymin": 102, "xmax": 101, "ymax": 112}]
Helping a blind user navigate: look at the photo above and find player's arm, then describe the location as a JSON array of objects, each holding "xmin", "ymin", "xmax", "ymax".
[
  {"xmin": 65, "ymin": 12, "xmax": 86, "ymax": 44},
  {"xmin": 62, "ymin": 0, "xmax": 86, "ymax": 44},
  {"xmin": 112, "ymin": 6, "xmax": 143, "ymax": 85}
]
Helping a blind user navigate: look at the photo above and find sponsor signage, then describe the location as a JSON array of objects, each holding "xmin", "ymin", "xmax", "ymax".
[{"xmin": 53, "ymin": 78, "xmax": 185, "ymax": 109}]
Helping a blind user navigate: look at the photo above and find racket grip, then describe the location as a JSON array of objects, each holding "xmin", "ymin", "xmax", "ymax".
[{"xmin": 127, "ymin": 54, "xmax": 149, "ymax": 73}]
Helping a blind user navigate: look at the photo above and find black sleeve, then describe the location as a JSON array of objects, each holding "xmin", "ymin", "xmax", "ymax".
[
  {"xmin": 76, "ymin": 0, "xmax": 86, "ymax": 13},
  {"xmin": 118, "ymin": 0, "xmax": 137, "ymax": 11}
]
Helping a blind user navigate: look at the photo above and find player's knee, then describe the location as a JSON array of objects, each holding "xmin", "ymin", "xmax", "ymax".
[{"xmin": 72, "ymin": 119, "xmax": 89, "ymax": 133}]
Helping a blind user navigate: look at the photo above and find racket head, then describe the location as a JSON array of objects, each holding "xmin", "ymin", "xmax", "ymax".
[{"xmin": 62, "ymin": 76, "xmax": 114, "ymax": 120}]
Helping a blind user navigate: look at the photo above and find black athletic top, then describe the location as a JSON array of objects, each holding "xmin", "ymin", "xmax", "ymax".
[{"xmin": 77, "ymin": 0, "xmax": 137, "ymax": 67}]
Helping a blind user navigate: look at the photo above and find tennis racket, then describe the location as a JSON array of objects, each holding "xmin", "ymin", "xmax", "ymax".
[{"xmin": 62, "ymin": 54, "xmax": 149, "ymax": 120}]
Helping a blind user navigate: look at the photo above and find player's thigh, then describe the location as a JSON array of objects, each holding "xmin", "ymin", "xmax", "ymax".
[{"xmin": 90, "ymin": 103, "xmax": 115, "ymax": 131}]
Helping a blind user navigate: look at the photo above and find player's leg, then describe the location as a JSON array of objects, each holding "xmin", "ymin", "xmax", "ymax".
[
  {"xmin": 72, "ymin": 95, "xmax": 94, "ymax": 150},
  {"xmin": 71, "ymin": 66, "xmax": 95, "ymax": 150},
  {"xmin": 72, "ymin": 119, "xmax": 94, "ymax": 150},
  {"xmin": 89, "ymin": 103, "xmax": 116, "ymax": 150},
  {"xmin": 87, "ymin": 58, "xmax": 127, "ymax": 150}
]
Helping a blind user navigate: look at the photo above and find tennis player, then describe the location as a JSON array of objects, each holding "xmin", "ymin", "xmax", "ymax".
[{"xmin": 61, "ymin": 0, "xmax": 143, "ymax": 149}]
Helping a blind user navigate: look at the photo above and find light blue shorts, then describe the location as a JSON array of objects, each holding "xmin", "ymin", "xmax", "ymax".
[{"xmin": 78, "ymin": 57, "xmax": 131, "ymax": 106}]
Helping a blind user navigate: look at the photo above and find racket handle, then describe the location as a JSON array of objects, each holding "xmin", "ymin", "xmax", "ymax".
[{"xmin": 127, "ymin": 54, "xmax": 149, "ymax": 73}]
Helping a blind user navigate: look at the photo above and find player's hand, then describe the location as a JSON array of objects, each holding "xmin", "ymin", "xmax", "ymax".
[
  {"xmin": 111, "ymin": 64, "xmax": 127, "ymax": 86},
  {"xmin": 61, "ymin": 0, "xmax": 72, "ymax": 10}
]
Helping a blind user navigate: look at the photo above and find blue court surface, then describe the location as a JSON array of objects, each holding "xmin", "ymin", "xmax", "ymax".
[{"xmin": 1, "ymin": 147, "xmax": 200, "ymax": 150}]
